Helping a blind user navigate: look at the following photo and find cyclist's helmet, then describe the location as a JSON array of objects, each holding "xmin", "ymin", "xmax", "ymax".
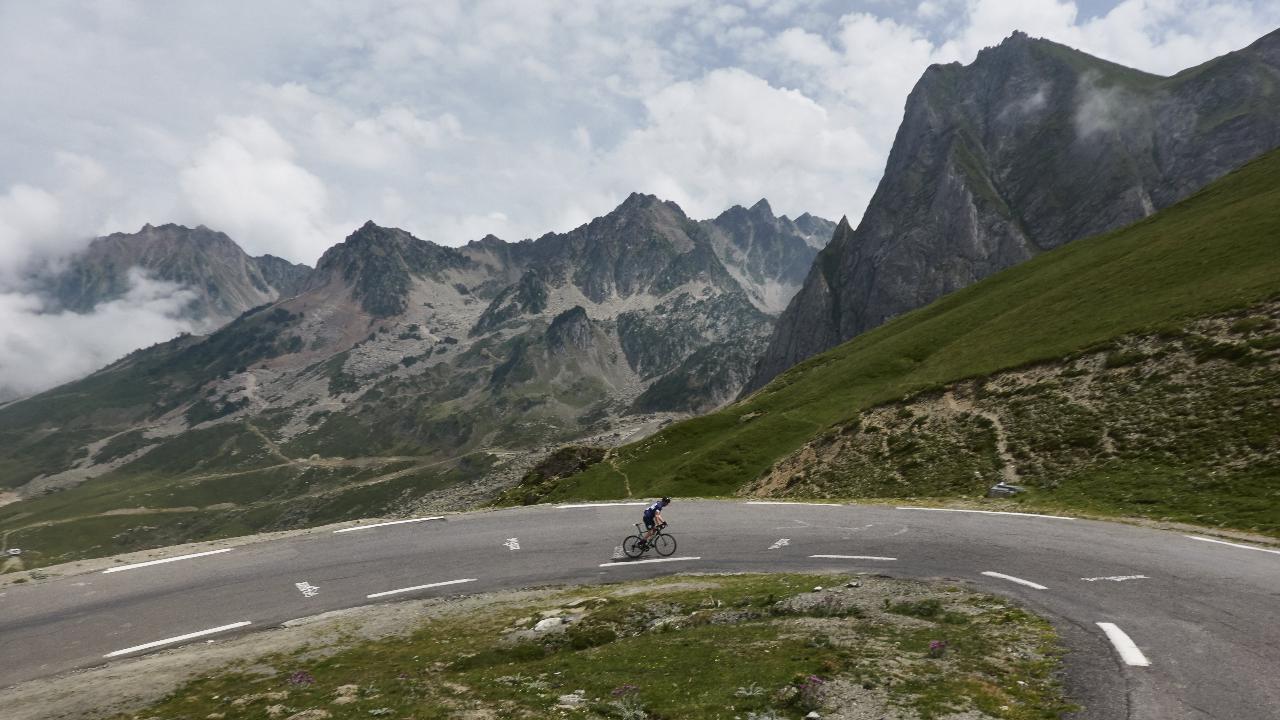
[{"xmin": 661, "ymin": 496, "xmax": 672, "ymax": 504}]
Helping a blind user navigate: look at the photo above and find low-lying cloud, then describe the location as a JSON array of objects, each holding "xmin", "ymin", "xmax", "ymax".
[{"xmin": 0, "ymin": 268, "xmax": 199, "ymax": 401}]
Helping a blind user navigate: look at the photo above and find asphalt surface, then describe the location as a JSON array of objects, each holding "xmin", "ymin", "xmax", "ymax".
[{"xmin": 1, "ymin": 500, "xmax": 1278, "ymax": 719}]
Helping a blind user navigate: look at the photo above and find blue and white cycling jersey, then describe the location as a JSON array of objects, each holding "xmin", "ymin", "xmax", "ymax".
[{"xmin": 643, "ymin": 500, "xmax": 665, "ymax": 519}]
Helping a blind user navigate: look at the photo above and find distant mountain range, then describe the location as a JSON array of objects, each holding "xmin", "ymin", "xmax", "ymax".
[
  {"xmin": 746, "ymin": 28, "xmax": 1280, "ymax": 392},
  {"xmin": 0, "ymin": 195, "xmax": 830, "ymax": 564}
]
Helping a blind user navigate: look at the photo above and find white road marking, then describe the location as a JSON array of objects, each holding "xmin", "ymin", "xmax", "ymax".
[
  {"xmin": 504, "ymin": 537, "xmax": 521, "ymax": 551},
  {"xmin": 600, "ymin": 556, "xmax": 701, "ymax": 567},
  {"xmin": 333, "ymin": 516, "xmax": 444, "ymax": 533},
  {"xmin": 104, "ymin": 621, "xmax": 251, "ymax": 658},
  {"xmin": 982, "ymin": 571, "xmax": 1048, "ymax": 590},
  {"xmin": 294, "ymin": 581, "xmax": 320, "ymax": 597},
  {"xmin": 611, "ymin": 545, "xmax": 625, "ymax": 560},
  {"xmin": 746, "ymin": 501, "xmax": 842, "ymax": 506},
  {"xmin": 101, "ymin": 548, "xmax": 232, "ymax": 574},
  {"xmin": 809, "ymin": 554, "xmax": 896, "ymax": 561},
  {"xmin": 1096, "ymin": 622, "xmax": 1151, "ymax": 667},
  {"xmin": 556, "ymin": 502, "xmax": 647, "ymax": 508},
  {"xmin": 1081, "ymin": 575, "xmax": 1148, "ymax": 583},
  {"xmin": 896, "ymin": 507, "xmax": 1074, "ymax": 520},
  {"xmin": 769, "ymin": 538, "xmax": 790, "ymax": 550},
  {"xmin": 1186, "ymin": 535, "xmax": 1280, "ymax": 556},
  {"xmin": 367, "ymin": 578, "xmax": 477, "ymax": 599}
]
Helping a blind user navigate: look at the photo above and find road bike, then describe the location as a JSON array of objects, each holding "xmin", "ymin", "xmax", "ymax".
[{"xmin": 622, "ymin": 521, "xmax": 676, "ymax": 559}]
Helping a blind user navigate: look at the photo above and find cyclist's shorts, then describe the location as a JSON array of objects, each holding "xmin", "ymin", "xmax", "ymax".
[{"xmin": 643, "ymin": 513, "xmax": 656, "ymax": 529}]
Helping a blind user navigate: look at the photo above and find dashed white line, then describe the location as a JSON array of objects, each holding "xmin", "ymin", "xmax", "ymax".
[
  {"xmin": 367, "ymin": 578, "xmax": 477, "ymax": 599},
  {"xmin": 1081, "ymin": 575, "xmax": 1148, "ymax": 583},
  {"xmin": 1186, "ymin": 535, "xmax": 1280, "ymax": 556},
  {"xmin": 745, "ymin": 501, "xmax": 842, "ymax": 507},
  {"xmin": 333, "ymin": 516, "xmax": 444, "ymax": 533},
  {"xmin": 896, "ymin": 507, "xmax": 1075, "ymax": 520},
  {"xmin": 104, "ymin": 621, "xmax": 251, "ymax": 658},
  {"xmin": 981, "ymin": 571, "xmax": 1048, "ymax": 590},
  {"xmin": 809, "ymin": 554, "xmax": 897, "ymax": 561},
  {"xmin": 102, "ymin": 548, "xmax": 232, "ymax": 574},
  {"xmin": 556, "ymin": 502, "xmax": 647, "ymax": 508},
  {"xmin": 1096, "ymin": 622, "xmax": 1151, "ymax": 667},
  {"xmin": 600, "ymin": 556, "xmax": 701, "ymax": 567}
]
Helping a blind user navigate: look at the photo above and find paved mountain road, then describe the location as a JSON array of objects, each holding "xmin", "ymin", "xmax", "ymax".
[{"xmin": 1, "ymin": 501, "xmax": 1277, "ymax": 719}]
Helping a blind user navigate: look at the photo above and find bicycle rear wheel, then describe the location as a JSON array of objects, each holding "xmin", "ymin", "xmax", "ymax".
[
  {"xmin": 654, "ymin": 533, "xmax": 676, "ymax": 556},
  {"xmin": 622, "ymin": 535, "xmax": 646, "ymax": 559}
]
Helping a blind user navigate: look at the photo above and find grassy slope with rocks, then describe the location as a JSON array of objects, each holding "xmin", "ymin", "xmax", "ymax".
[
  {"xmin": 114, "ymin": 573, "xmax": 1070, "ymax": 720},
  {"xmin": 745, "ymin": 300, "xmax": 1280, "ymax": 534},
  {"xmin": 536, "ymin": 149, "xmax": 1280, "ymax": 534}
]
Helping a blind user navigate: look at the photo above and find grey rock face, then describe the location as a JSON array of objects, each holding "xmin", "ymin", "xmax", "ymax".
[
  {"xmin": 42, "ymin": 223, "xmax": 312, "ymax": 327},
  {"xmin": 253, "ymin": 254, "xmax": 312, "ymax": 300},
  {"xmin": 546, "ymin": 306, "xmax": 594, "ymax": 352},
  {"xmin": 471, "ymin": 270, "xmax": 551, "ymax": 336},
  {"xmin": 701, "ymin": 199, "xmax": 835, "ymax": 314},
  {"xmin": 748, "ymin": 29, "xmax": 1280, "ymax": 393}
]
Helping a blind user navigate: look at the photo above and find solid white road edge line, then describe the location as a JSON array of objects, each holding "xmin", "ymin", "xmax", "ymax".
[
  {"xmin": 333, "ymin": 516, "xmax": 444, "ymax": 533},
  {"xmin": 556, "ymin": 502, "xmax": 647, "ymax": 508},
  {"xmin": 745, "ymin": 501, "xmax": 843, "ymax": 507},
  {"xmin": 1186, "ymin": 535, "xmax": 1280, "ymax": 556},
  {"xmin": 367, "ymin": 578, "xmax": 477, "ymax": 599},
  {"xmin": 896, "ymin": 507, "xmax": 1075, "ymax": 520},
  {"xmin": 1096, "ymin": 622, "xmax": 1151, "ymax": 667},
  {"xmin": 102, "ymin": 548, "xmax": 233, "ymax": 574},
  {"xmin": 600, "ymin": 556, "xmax": 701, "ymax": 567},
  {"xmin": 104, "ymin": 621, "xmax": 251, "ymax": 658},
  {"xmin": 809, "ymin": 554, "xmax": 897, "ymax": 561},
  {"xmin": 981, "ymin": 571, "xmax": 1049, "ymax": 590}
]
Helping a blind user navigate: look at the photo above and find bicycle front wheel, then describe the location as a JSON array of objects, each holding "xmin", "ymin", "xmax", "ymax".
[
  {"xmin": 622, "ymin": 535, "xmax": 646, "ymax": 559},
  {"xmin": 654, "ymin": 533, "xmax": 676, "ymax": 556}
]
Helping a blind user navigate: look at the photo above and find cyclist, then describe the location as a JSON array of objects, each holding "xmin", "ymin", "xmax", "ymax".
[{"xmin": 640, "ymin": 497, "xmax": 671, "ymax": 544}]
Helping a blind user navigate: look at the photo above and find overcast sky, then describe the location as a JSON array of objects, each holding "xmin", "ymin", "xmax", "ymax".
[{"xmin": 0, "ymin": 0, "xmax": 1277, "ymax": 397}]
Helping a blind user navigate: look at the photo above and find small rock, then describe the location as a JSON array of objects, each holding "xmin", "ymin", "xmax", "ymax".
[
  {"xmin": 285, "ymin": 711, "xmax": 331, "ymax": 720},
  {"xmin": 805, "ymin": 713, "xmax": 822, "ymax": 719},
  {"xmin": 812, "ymin": 586, "xmax": 823, "ymax": 592},
  {"xmin": 555, "ymin": 690, "xmax": 586, "ymax": 708},
  {"xmin": 845, "ymin": 581, "xmax": 861, "ymax": 588},
  {"xmin": 266, "ymin": 705, "xmax": 288, "ymax": 718},
  {"xmin": 534, "ymin": 617, "xmax": 565, "ymax": 632}
]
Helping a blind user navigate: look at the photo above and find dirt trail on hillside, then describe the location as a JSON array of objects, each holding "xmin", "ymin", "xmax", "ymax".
[{"xmin": 942, "ymin": 390, "xmax": 1021, "ymax": 485}]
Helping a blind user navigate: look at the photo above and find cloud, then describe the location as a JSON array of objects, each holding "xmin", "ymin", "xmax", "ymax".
[
  {"xmin": 3, "ymin": 0, "xmax": 1277, "ymax": 262},
  {"xmin": 605, "ymin": 68, "xmax": 873, "ymax": 220},
  {"xmin": 179, "ymin": 116, "xmax": 348, "ymax": 259},
  {"xmin": 0, "ymin": 268, "xmax": 199, "ymax": 400},
  {"xmin": 0, "ymin": 184, "xmax": 63, "ymax": 284}
]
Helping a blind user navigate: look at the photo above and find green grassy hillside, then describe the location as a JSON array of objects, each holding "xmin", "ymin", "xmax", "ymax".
[{"xmin": 540, "ymin": 149, "xmax": 1280, "ymax": 521}]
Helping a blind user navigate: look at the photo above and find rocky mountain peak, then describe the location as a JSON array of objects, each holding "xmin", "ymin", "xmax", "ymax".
[
  {"xmin": 312, "ymin": 222, "xmax": 473, "ymax": 317},
  {"xmin": 546, "ymin": 305, "xmax": 595, "ymax": 352},
  {"xmin": 41, "ymin": 223, "xmax": 311, "ymax": 325},
  {"xmin": 747, "ymin": 29, "xmax": 1280, "ymax": 394}
]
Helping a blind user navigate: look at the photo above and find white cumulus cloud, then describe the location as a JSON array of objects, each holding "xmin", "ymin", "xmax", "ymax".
[{"xmin": 179, "ymin": 116, "xmax": 347, "ymax": 260}]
